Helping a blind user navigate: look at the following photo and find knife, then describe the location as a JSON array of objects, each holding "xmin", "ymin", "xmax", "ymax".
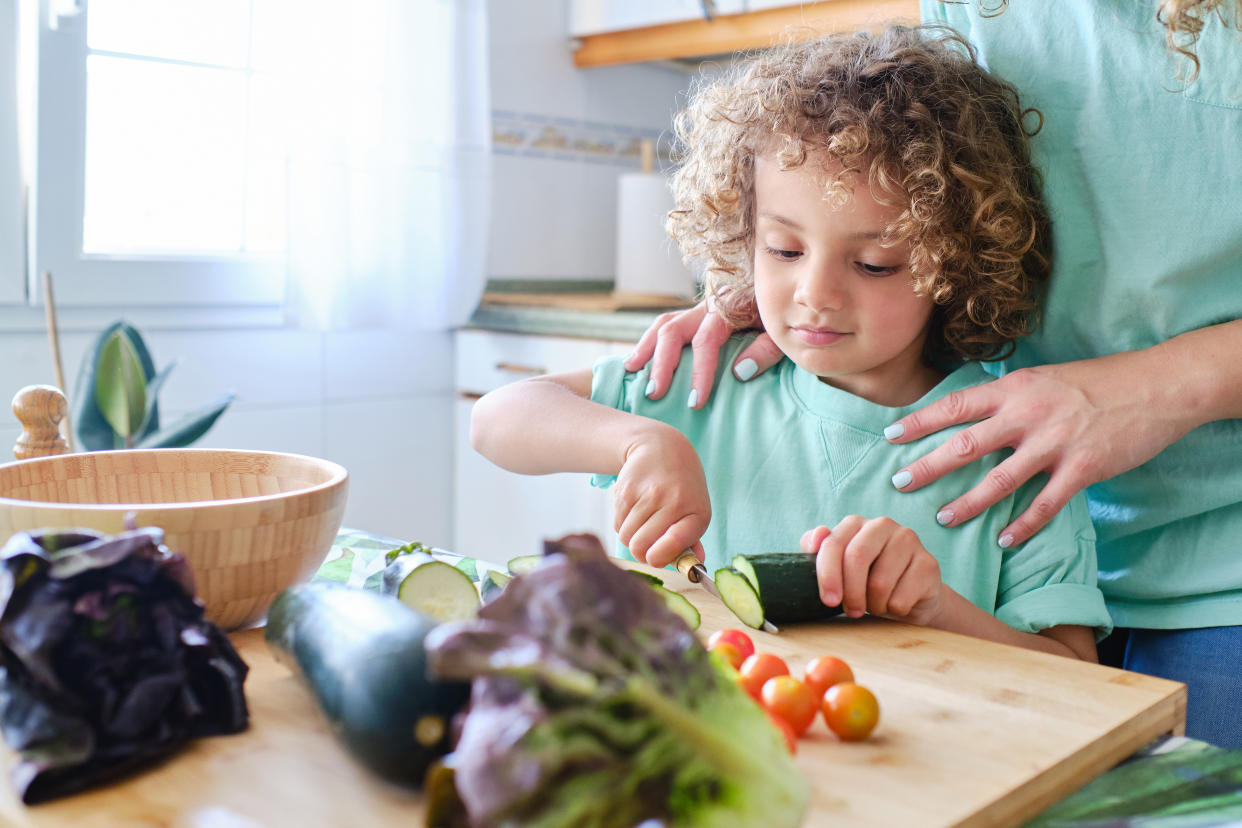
[{"xmin": 674, "ymin": 551, "xmax": 779, "ymax": 634}]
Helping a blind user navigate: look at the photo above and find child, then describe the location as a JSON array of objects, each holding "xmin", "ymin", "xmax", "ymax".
[{"xmin": 470, "ymin": 26, "xmax": 1109, "ymax": 661}]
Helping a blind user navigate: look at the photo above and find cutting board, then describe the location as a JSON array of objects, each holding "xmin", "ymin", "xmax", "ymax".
[{"xmin": 0, "ymin": 561, "xmax": 1185, "ymax": 827}]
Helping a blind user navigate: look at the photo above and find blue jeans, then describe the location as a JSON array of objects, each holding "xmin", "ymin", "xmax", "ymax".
[{"xmin": 1099, "ymin": 626, "xmax": 1242, "ymax": 748}]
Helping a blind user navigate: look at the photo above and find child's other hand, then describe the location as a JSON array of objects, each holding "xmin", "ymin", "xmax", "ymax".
[
  {"xmin": 614, "ymin": 425, "xmax": 711, "ymax": 569},
  {"xmin": 803, "ymin": 517, "xmax": 944, "ymax": 626}
]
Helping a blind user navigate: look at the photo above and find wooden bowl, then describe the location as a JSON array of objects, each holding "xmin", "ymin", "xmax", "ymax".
[{"xmin": 0, "ymin": 448, "xmax": 348, "ymax": 630}]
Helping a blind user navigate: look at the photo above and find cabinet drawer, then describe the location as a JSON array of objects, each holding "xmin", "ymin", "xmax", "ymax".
[{"xmin": 455, "ymin": 329, "xmax": 618, "ymax": 395}]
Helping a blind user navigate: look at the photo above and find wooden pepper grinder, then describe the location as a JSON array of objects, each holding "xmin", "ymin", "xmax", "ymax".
[{"xmin": 12, "ymin": 385, "xmax": 71, "ymax": 460}]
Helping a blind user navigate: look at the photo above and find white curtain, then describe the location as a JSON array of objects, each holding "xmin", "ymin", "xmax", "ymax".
[{"xmin": 282, "ymin": 0, "xmax": 491, "ymax": 331}]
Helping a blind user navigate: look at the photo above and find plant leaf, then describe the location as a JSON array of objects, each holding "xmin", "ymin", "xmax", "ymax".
[
  {"xmin": 135, "ymin": 393, "xmax": 235, "ymax": 449},
  {"xmin": 73, "ymin": 321, "xmax": 158, "ymax": 451},
  {"xmin": 95, "ymin": 331, "xmax": 148, "ymax": 440},
  {"xmin": 135, "ymin": 361, "xmax": 177, "ymax": 438}
]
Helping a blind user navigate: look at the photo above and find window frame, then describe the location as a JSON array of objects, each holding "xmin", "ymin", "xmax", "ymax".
[{"xmin": 30, "ymin": 0, "xmax": 285, "ymax": 310}]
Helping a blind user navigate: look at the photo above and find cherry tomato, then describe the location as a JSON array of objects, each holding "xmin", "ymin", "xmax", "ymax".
[
  {"xmin": 708, "ymin": 640, "xmax": 744, "ymax": 670},
  {"xmin": 766, "ymin": 710, "xmax": 798, "ymax": 755},
  {"xmin": 738, "ymin": 652, "xmax": 790, "ymax": 701},
  {"xmin": 822, "ymin": 682, "xmax": 880, "ymax": 742},
  {"xmin": 707, "ymin": 628, "xmax": 755, "ymax": 661},
  {"xmin": 760, "ymin": 675, "xmax": 818, "ymax": 736},
  {"xmin": 804, "ymin": 655, "xmax": 854, "ymax": 698}
]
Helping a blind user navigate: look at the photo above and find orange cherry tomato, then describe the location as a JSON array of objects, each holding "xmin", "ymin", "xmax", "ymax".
[
  {"xmin": 766, "ymin": 710, "xmax": 798, "ymax": 755},
  {"xmin": 760, "ymin": 675, "xmax": 819, "ymax": 736},
  {"xmin": 804, "ymin": 655, "xmax": 854, "ymax": 698},
  {"xmin": 708, "ymin": 628, "xmax": 755, "ymax": 662},
  {"xmin": 708, "ymin": 640, "xmax": 744, "ymax": 670},
  {"xmin": 822, "ymin": 682, "xmax": 880, "ymax": 742},
  {"xmin": 738, "ymin": 652, "xmax": 790, "ymax": 701}
]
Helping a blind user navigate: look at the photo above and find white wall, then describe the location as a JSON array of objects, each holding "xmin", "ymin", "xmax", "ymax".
[{"xmin": 0, "ymin": 1, "xmax": 692, "ymax": 549}]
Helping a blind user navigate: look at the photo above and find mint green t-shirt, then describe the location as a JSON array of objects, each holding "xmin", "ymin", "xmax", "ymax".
[
  {"xmin": 590, "ymin": 339, "xmax": 1111, "ymax": 638},
  {"xmin": 921, "ymin": 1, "xmax": 1242, "ymax": 629}
]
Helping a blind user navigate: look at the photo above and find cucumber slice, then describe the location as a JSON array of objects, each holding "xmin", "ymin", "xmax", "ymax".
[
  {"xmin": 382, "ymin": 554, "xmax": 480, "ymax": 623},
  {"xmin": 714, "ymin": 567, "xmax": 765, "ymax": 630},
  {"xmin": 479, "ymin": 568, "xmax": 512, "ymax": 603},
  {"xmin": 653, "ymin": 585, "xmax": 700, "ymax": 630},
  {"xmin": 506, "ymin": 554, "xmax": 542, "ymax": 576},
  {"xmin": 628, "ymin": 570, "xmax": 665, "ymax": 586},
  {"xmin": 731, "ymin": 555, "xmax": 760, "ymax": 598}
]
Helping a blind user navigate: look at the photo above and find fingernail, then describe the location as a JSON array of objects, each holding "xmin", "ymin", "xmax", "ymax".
[
  {"xmin": 998, "ymin": 533, "xmax": 1014, "ymax": 549},
  {"xmin": 734, "ymin": 358, "xmax": 758, "ymax": 381},
  {"xmin": 822, "ymin": 591, "xmax": 839, "ymax": 606},
  {"xmin": 936, "ymin": 509, "xmax": 954, "ymax": 526},
  {"xmin": 891, "ymin": 470, "xmax": 912, "ymax": 489},
  {"xmin": 645, "ymin": 379, "xmax": 657, "ymax": 398},
  {"xmin": 883, "ymin": 423, "xmax": 905, "ymax": 441},
  {"xmin": 687, "ymin": 389, "xmax": 699, "ymax": 408}
]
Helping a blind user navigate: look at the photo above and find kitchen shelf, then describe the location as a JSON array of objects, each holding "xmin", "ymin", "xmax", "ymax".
[{"xmin": 572, "ymin": 0, "xmax": 920, "ymax": 68}]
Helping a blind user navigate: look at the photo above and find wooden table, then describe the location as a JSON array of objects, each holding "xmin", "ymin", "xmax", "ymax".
[{"xmin": 0, "ymin": 561, "xmax": 1186, "ymax": 828}]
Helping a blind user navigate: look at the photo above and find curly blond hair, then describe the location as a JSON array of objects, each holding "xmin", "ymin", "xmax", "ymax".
[
  {"xmin": 667, "ymin": 25, "xmax": 1050, "ymax": 364},
  {"xmin": 1158, "ymin": 0, "xmax": 1242, "ymax": 79}
]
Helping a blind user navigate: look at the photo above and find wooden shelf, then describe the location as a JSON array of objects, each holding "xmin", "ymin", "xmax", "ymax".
[{"xmin": 572, "ymin": 0, "xmax": 920, "ymax": 68}]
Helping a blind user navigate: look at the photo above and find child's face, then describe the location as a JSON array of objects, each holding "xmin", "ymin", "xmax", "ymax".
[{"xmin": 752, "ymin": 153, "xmax": 940, "ymax": 406}]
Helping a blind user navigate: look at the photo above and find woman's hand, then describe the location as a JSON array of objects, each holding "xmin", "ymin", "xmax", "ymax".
[
  {"xmin": 802, "ymin": 518, "xmax": 944, "ymax": 626},
  {"xmin": 613, "ymin": 424, "xmax": 712, "ymax": 568},
  {"xmin": 884, "ymin": 352, "xmax": 1202, "ymax": 548},
  {"xmin": 624, "ymin": 301, "xmax": 783, "ymax": 408}
]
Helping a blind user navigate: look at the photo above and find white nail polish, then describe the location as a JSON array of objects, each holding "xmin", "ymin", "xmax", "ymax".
[
  {"xmin": 734, "ymin": 358, "xmax": 758, "ymax": 381},
  {"xmin": 687, "ymin": 389, "xmax": 699, "ymax": 408},
  {"xmin": 998, "ymin": 533, "xmax": 1015, "ymax": 549},
  {"xmin": 891, "ymin": 470, "xmax": 912, "ymax": 489},
  {"xmin": 644, "ymin": 380, "xmax": 657, "ymax": 398},
  {"xmin": 883, "ymin": 423, "xmax": 905, "ymax": 441},
  {"xmin": 936, "ymin": 509, "xmax": 954, "ymax": 526}
]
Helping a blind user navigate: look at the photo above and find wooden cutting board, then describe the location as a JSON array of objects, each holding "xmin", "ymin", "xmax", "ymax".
[{"xmin": 0, "ymin": 562, "xmax": 1185, "ymax": 827}]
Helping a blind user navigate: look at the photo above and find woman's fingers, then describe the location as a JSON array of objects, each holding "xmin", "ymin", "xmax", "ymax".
[
  {"xmin": 929, "ymin": 449, "xmax": 1051, "ymax": 533},
  {"xmin": 890, "ymin": 417, "xmax": 1018, "ymax": 496},
  {"xmin": 624, "ymin": 306, "xmax": 704, "ymax": 373},
  {"xmin": 994, "ymin": 469, "xmax": 1090, "ymax": 549},
  {"xmin": 884, "ymin": 383, "xmax": 1001, "ymax": 444},
  {"xmin": 728, "ymin": 332, "xmax": 784, "ymax": 383},
  {"xmin": 683, "ymin": 311, "xmax": 736, "ymax": 407},
  {"xmin": 638, "ymin": 305, "xmax": 710, "ymax": 400}
]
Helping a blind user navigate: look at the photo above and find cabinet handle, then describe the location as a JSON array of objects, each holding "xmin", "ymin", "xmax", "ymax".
[
  {"xmin": 495, "ymin": 361, "xmax": 547, "ymax": 377},
  {"xmin": 458, "ymin": 391, "xmax": 484, "ymax": 401}
]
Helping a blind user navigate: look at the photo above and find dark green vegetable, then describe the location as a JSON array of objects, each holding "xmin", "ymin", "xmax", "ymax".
[
  {"xmin": 0, "ymin": 527, "xmax": 248, "ymax": 803},
  {"xmin": 732, "ymin": 553, "xmax": 843, "ymax": 624},
  {"xmin": 380, "ymin": 550, "xmax": 480, "ymax": 623},
  {"xmin": 627, "ymin": 570, "xmax": 664, "ymax": 586},
  {"xmin": 265, "ymin": 582, "xmax": 469, "ymax": 788}
]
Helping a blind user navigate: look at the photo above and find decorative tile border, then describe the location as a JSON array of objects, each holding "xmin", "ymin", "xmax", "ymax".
[{"xmin": 492, "ymin": 110, "xmax": 668, "ymax": 167}]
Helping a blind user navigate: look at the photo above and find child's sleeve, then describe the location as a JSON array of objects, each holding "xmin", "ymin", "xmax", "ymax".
[{"xmin": 994, "ymin": 485, "xmax": 1114, "ymax": 640}]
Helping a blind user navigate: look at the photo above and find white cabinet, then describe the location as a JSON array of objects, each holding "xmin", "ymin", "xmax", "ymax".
[
  {"xmin": 453, "ymin": 329, "xmax": 630, "ymax": 564},
  {"xmin": 568, "ymin": 0, "xmax": 746, "ymax": 37}
]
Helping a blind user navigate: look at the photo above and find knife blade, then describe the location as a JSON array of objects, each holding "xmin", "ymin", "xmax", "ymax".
[{"xmin": 674, "ymin": 551, "xmax": 779, "ymax": 633}]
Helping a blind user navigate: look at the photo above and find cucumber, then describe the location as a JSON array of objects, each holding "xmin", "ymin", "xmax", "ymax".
[
  {"xmin": 479, "ymin": 568, "xmax": 512, "ymax": 603},
  {"xmin": 653, "ymin": 585, "xmax": 700, "ymax": 630},
  {"xmin": 507, "ymin": 554, "xmax": 543, "ymax": 575},
  {"xmin": 732, "ymin": 553, "xmax": 843, "ymax": 624},
  {"xmin": 714, "ymin": 568, "xmax": 766, "ymax": 629},
  {"xmin": 731, "ymin": 554, "xmax": 760, "ymax": 598},
  {"xmin": 627, "ymin": 570, "xmax": 665, "ymax": 586},
  {"xmin": 265, "ymin": 582, "xmax": 470, "ymax": 788},
  {"xmin": 381, "ymin": 552, "xmax": 480, "ymax": 623}
]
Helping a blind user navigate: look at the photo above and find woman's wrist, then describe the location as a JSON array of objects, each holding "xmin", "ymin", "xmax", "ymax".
[{"xmin": 1155, "ymin": 320, "xmax": 1242, "ymax": 427}]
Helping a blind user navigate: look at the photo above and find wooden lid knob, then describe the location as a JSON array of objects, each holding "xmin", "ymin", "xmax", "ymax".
[{"xmin": 12, "ymin": 385, "xmax": 70, "ymax": 460}]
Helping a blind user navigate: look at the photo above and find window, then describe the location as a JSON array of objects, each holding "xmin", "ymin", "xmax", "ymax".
[{"xmin": 34, "ymin": 0, "xmax": 286, "ymax": 308}]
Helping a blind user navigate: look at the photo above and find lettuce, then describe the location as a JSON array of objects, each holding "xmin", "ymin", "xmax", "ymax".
[{"xmin": 426, "ymin": 534, "xmax": 807, "ymax": 828}]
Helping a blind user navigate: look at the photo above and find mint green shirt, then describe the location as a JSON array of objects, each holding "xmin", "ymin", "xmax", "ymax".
[
  {"xmin": 922, "ymin": 1, "xmax": 1242, "ymax": 629},
  {"xmin": 591, "ymin": 339, "xmax": 1111, "ymax": 638}
]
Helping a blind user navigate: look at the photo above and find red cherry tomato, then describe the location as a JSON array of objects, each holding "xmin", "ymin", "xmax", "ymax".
[
  {"xmin": 708, "ymin": 640, "xmax": 744, "ymax": 670},
  {"xmin": 766, "ymin": 710, "xmax": 798, "ymax": 755},
  {"xmin": 761, "ymin": 675, "xmax": 819, "ymax": 736},
  {"xmin": 822, "ymin": 683, "xmax": 880, "ymax": 742},
  {"xmin": 708, "ymin": 628, "xmax": 755, "ymax": 661},
  {"xmin": 737, "ymin": 652, "xmax": 790, "ymax": 701},
  {"xmin": 804, "ymin": 655, "xmax": 854, "ymax": 698}
]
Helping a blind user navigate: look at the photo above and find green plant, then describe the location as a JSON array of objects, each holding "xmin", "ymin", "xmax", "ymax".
[{"xmin": 73, "ymin": 321, "xmax": 235, "ymax": 451}]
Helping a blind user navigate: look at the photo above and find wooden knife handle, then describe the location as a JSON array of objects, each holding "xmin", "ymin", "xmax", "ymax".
[{"xmin": 674, "ymin": 550, "xmax": 703, "ymax": 582}]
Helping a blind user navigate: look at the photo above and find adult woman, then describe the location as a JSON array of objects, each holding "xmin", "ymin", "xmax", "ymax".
[{"xmin": 628, "ymin": 0, "xmax": 1242, "ymax": 745}]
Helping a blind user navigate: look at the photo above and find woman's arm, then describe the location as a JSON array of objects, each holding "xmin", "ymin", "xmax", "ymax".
[
  {"xmin": 470, "ymin": 370, "xmax": 712, "ymax": 567},
  {"xmin": 885, "ymin": 319, "xmax": 1242, "ymax": 546}
]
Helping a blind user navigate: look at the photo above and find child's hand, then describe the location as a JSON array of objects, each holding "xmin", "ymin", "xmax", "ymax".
[
  {"xmin": 613, "ymin": 425, "xmax": 711, "ymax": 569},
  {"xmin": 802, "ymin": 517, "xmax": 945, "ymax": 626}
]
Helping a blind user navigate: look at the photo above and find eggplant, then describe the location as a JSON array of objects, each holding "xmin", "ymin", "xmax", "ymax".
[{"xmin": 265, "ymin": 582, "xmax": 469, "ymax": 788}]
